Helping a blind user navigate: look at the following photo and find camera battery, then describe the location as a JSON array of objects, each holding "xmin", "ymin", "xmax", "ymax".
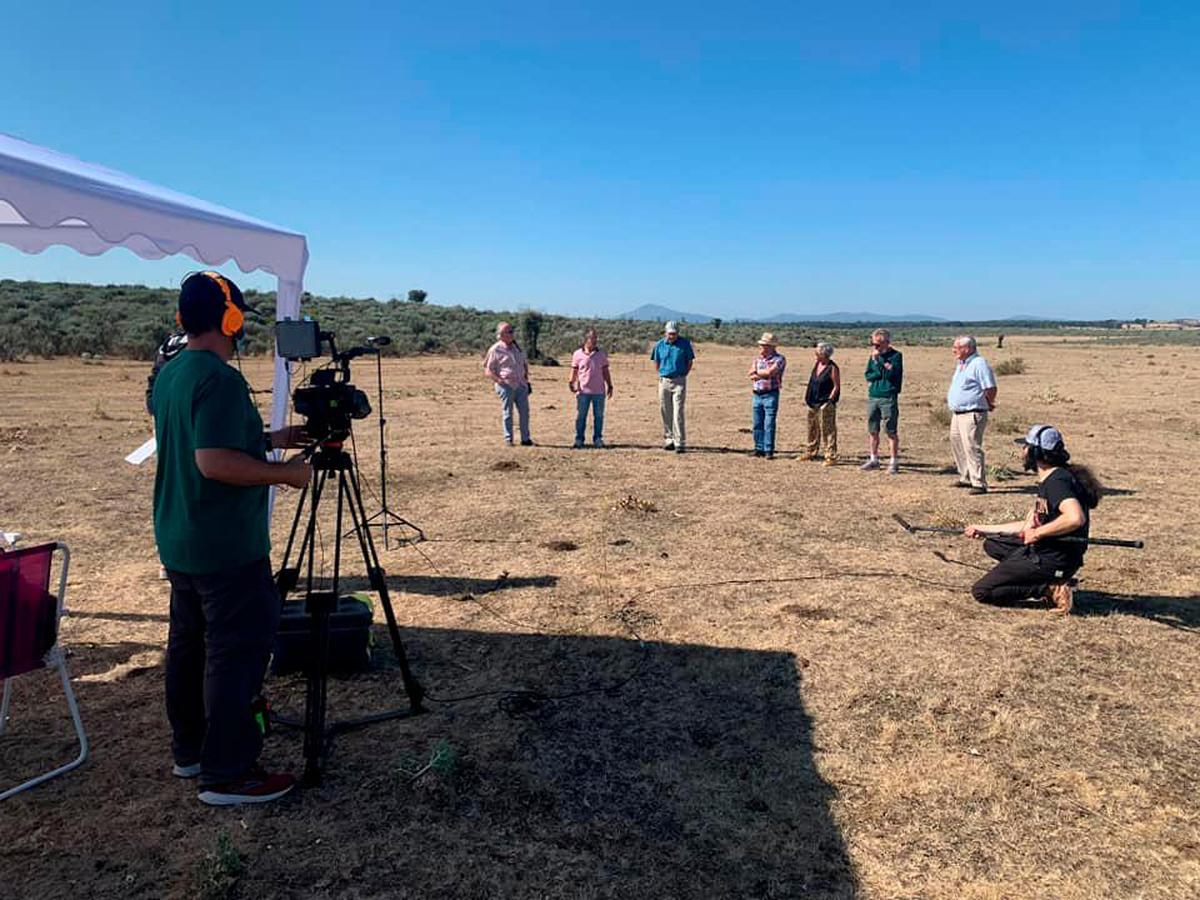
[{"xmin": 272, "ymin": 593, "xmax": 374, "ymax": 675}]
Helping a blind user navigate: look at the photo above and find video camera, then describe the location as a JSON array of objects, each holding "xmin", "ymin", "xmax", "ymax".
[{"xmin": 275, "ymin": 320, "xmax": 372, "ymax": 443}]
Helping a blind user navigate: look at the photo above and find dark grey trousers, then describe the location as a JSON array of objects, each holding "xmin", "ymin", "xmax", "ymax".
[
  {"xmin": 165, "ymin": 557, "xmax": 280, "ymax": 787},
  {"xmin": 971, "ymin": 535, "xmax": 1078, "ymax": 605}
]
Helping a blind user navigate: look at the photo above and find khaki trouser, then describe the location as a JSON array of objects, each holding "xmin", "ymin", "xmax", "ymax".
[
  {"xmin": 805, "ymin": 403, "xmax": 838, "ymax": 459},
  {"xmin": 950, "ymin": 410, "xmax": 988, "ymax": 487},
  {"xmin": 659, "ymin": 377, "xmax": 687, "ymax": 448}
]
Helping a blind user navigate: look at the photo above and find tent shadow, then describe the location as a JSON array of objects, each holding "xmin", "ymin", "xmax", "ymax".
[
  {"xmin": 1, "ymin": 630, "xmax": 859, "ymax": 898},
  {"xmin": 268, "ymin": 626, "xmax": 858, "ymax": 896}
]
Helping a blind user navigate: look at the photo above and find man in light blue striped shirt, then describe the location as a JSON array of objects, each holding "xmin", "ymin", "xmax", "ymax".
[{"xmin": 946, "ymin": 336, "xmax": 997, "ymax": 494}]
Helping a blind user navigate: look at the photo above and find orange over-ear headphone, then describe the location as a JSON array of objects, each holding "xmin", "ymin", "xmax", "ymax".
[{"xmin": 176, "ymin": 271, "xmax": 244, "ymax": 338}]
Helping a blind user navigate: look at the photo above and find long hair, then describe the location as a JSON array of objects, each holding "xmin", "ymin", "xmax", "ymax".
[
  {"xmin": 1067, "ymin": 464, "xmax": 1104, "ymax": 509},
  {"xmin": 1043, "ymin": 446, "xmax": 1104, "ymax": 509}
]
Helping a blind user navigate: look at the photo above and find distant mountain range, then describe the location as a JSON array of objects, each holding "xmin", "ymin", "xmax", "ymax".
[
  {"xmin": 615, "ymin": 303, "xmax": 946, "ymax": 324},
  {"xmin": 614, "ymin": 304, "xmax": 1062, "ymax": 325},
  {"xmin": 758, "ymin": 311, "xmax": 946, "ymax": 324},
  {"xmin": 615, "ymin": 303, "xmax": 718, "ymax": 324}
]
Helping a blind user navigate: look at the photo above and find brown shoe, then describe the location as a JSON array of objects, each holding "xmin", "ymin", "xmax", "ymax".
[
  {"xmin": 1046, "ymin": 582, "xmax": 1074, "ymax": 615},
  {"xmin": 823, "ymin": 457, "xmax": 837, "ymax": 467},
  {"xmin": 798, "ymin": 452, "xmax": 816, "ymax": 461}
]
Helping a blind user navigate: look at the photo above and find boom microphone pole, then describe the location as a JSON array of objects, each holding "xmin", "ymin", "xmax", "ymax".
[
  {"xmin": 892, "ymin": 514, "xmax": 1144, "ymax": 549},
  {"xmin": 361, "ymin": 335, "xmax": 425, "ymax": 549}
]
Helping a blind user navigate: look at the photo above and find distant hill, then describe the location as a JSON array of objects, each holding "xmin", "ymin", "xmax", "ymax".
[{"xmin": 615, "ymin": 303, "xmax": 716, "ymax": 324}]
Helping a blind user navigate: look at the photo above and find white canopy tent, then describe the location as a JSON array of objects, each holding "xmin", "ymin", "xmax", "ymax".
[{"xmin": 0, "ymin": 132, "xmax": 309, "ymax": 434}]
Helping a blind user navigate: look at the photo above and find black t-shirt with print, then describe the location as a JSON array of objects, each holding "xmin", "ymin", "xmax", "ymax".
[{"xmin": 1035, "ymin": 467, "xmax": 1090, "ymax": 570}]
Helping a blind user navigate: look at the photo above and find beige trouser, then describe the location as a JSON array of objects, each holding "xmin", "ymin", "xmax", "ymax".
[
  {"xmin": 805, "ymin": 403, "xmax": 838, "ymax": 459},
  {"xmin": 950, "ymin": 410, "xmax": 988, "ymax": 487},
  {"xmin": 659, "ymin": 377, "xmax": 687, "ymax": 448}
]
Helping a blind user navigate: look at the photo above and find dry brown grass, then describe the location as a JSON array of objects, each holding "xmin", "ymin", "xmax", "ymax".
[{"xmin": 1, "ymin": 335, "xmax": 1198, "ymax": 899}]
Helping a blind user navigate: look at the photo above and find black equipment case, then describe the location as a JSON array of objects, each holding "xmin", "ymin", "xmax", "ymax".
[{"xmin": 272, "ymin": 594, "xmax": 373, "ymax": 675}]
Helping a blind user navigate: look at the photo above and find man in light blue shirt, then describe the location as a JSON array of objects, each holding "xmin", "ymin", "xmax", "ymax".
[
  {"xmin": 650, "ymin": 321, "xmax": 695, "ymax": 453},
  {"xmin": 946, "ymin": 335, "xmax": 997, "ymax": 493}
]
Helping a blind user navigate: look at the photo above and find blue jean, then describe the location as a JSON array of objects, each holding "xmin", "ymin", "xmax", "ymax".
[
  {"xmin": 752, "ymin": 390, "xmax": 780, "ymax": 452},
  {"xmin": 495, "ymin": 383, "xmax": 531, "ymax": 443},
  {"xmin": 574, "ymin": 393, "xmax": 606, "ymax": 445}
]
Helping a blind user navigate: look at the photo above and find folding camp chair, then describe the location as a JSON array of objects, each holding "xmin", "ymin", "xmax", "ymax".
[{"xmin": 0, "ymin": 541, "xmax": 88, "ymax": 800}]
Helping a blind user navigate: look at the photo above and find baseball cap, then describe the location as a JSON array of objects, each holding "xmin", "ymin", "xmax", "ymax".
[
  {"xmin": 1014, "ymin": 424, "xmax": 1064, "ymax": 451},
  {"xmin": 664, "ymin": 320, "xmax": 678, "ymax": 334}
]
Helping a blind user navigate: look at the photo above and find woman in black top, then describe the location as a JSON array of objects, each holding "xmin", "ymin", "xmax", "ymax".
[
  {"xmin": 964, "ymin": 424, "xmax": 1103, "ymax": 613},
  {"xmin": 802, "ymin": 342, "xmax": 841, "ymax": 465}
]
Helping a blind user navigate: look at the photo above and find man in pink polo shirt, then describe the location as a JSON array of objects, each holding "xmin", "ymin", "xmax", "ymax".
[
  {"xmin": 569, "ymin": 327, "xmax": 614, "ymax": 448},
  {"xmin": 483, "ymin": 321, "xmax": 533, "ymax": 446}
]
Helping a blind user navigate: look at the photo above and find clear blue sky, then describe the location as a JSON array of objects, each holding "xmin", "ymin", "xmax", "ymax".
[{"xmin": 2, "ymin": 1, "xmax": 1197, "ymax": 320}]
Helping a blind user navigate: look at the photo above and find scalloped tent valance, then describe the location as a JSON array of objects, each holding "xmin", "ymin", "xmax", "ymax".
[{"xmin": 0, "ymin": 132, "xmax": 309, "ymax": 436}]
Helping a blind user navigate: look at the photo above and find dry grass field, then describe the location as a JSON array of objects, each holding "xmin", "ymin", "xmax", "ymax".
[{"xmin": 1, "ymin": 335, "xmax": 1198, "ymax": 899}]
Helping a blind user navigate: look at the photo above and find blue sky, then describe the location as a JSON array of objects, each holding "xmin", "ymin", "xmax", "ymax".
[{"xmin": 2, "ymin": 1, "xmax": 1197, "ymax": 319}]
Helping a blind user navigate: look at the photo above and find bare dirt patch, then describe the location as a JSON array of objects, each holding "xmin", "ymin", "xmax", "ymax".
[{"xmin": 1, "ymin": 338, "xmax": 1198, "ymax": 898}]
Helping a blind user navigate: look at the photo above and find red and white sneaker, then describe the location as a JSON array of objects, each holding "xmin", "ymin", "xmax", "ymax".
[{"xmin": 198, "ymin": 767, "xmax": 296, "ymax": 806}]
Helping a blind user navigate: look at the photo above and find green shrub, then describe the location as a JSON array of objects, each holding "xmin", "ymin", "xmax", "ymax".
[{"xmin": 994, "ymin": 357, "xmax": 1026, "ymax": 376}]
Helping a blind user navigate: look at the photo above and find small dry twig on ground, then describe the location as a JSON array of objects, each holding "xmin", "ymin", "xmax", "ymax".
[
  {"xmin": 928, "ymin": 505, "xmax": 966, "ymax": 529},
  {"xmin": 613, "ymin": 494, "xmax": 657, "ymax": 513},
  {"xmin": 400, "ymin": 739, "xmax": 458, "ymax": 784}
]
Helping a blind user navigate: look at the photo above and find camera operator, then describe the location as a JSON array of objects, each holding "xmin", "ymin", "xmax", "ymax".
[{"xmin": 152, "ymin": 271, "xmax": 310, "ymax": 806}]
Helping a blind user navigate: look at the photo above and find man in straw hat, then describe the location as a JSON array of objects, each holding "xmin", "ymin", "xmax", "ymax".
[
  {"xmin": 747, "ymin": 332, "xmax": 787, "ymax": 459},
  {"xmin": 650, "ymin": 321, "xmax": 695, "ymax": 453}
]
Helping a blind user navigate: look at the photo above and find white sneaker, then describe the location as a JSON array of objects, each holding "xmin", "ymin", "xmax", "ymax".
[
  {"xmin": 859, "ymin": 458, "xmax": 880, "ymax": 471},
  {"xmin": 888, "ymin": 460, "xmax": 900, "ymax": 475}
]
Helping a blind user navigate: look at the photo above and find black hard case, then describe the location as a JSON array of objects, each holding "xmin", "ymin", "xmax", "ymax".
[{"xmin": 272, "ymin": 595, "xmax": 372, "ymax": 674}]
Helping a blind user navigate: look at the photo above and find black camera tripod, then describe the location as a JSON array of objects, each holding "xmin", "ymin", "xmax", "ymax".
[{"xmin": 275, "ymin": 441, "xmax": 425, "ymax": 786}]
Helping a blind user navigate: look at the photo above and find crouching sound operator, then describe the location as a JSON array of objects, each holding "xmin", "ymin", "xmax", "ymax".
[{"xmin": 152, "ymin": 271, "xmax": 311, "ymax": 806}]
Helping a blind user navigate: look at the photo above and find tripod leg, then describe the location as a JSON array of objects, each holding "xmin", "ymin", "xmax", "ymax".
[
  {"xmin": 300, "ymin": 467, "xmax": 333, "ymax": 786},
  {"xmin": 344, "ymin": 465, "xmax": 425, "ymax": 711}
]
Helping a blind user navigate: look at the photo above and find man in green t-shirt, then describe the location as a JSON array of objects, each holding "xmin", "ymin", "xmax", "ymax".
[
  {"xmin": 153, "ymin": 271, "xmax": 310, "ymax": 806},
  {"xmin": 860, "ymin": 328, "xmax": 904, "ymax": 475}
]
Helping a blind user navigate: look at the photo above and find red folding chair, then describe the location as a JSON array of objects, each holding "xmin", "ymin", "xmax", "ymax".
[{"xmin": 0, "ymin": 541, "xmax": 88, "ymax": 800}]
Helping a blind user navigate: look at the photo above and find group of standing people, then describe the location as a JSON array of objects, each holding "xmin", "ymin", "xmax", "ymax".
[{"xmin": 479, "ymin": 317, "xmax": 1101, "ymax": 616}]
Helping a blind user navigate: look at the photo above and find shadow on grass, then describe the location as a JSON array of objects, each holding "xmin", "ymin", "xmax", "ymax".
[
  {"xmin": 271, "ymin": 626, "xmax": 858, "ymax": 897},
  {"xmin": 68, "ymin": 609, "xmax": 170, "ymax": 624},
  {"xmin": 974, "ymin": 487, "xmax": 1132, "ymax": 501},
  {"xmin": 328, "ymin": 573, "xmax": 559, "ymax": 597},
  {"xmin": 1073, "ymin": 589, "xmax": 1200, "ymax": 631},
  {"xmin": 965, "ymin": 589, "xmax": 1200, "ymax": 630},
  {"xmin": 1, "ymin": 631, "xmax": 858, "ymax": 899}
]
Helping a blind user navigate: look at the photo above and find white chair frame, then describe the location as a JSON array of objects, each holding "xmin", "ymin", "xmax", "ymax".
[{"xmin": 1, "ymin": 542, "xmax": 89, "ymax": 801}]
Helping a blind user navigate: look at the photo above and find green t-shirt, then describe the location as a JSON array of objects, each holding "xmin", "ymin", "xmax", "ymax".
[{"xmin": 152, "ymin": 349, "xmax": 270, "ymax": 574}]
